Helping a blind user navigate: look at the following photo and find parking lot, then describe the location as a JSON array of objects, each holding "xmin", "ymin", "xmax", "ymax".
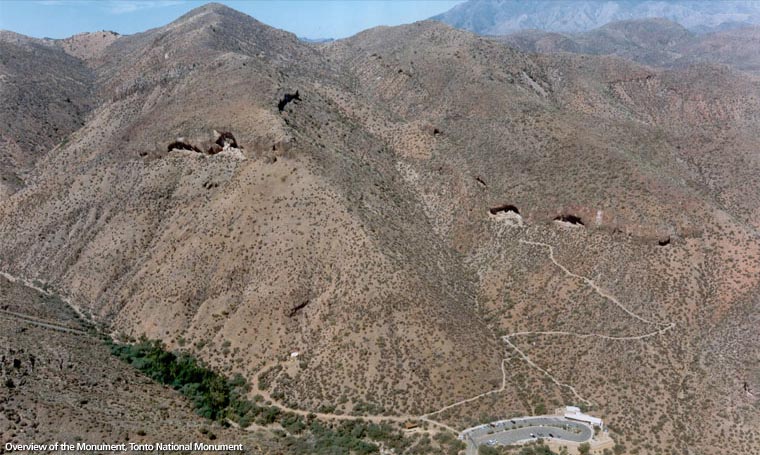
[{"xmin": 461, "ymin": 416, "xmax": 593, "ymax": 453}]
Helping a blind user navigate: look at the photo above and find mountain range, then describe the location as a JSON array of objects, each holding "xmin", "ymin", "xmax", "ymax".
[
  {"xmin": 496, "ymin": 17, "xmax": 760, "ymax": 73},
  {"xmin": 432, "ymin": 0, "xmax": 760, "ymax": 35},
  {"xmin": 1, "ymin": 3, "xmax": 759, "ymax": 454}
]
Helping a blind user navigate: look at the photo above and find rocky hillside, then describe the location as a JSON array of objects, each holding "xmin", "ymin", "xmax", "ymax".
[
  {"xmin": 431, "ymin": 0, "xmax": 760, "ymax": 35},
  {"xmin": 0, "ymin": 31, "xmax": 95, "ymax": 199},
  {"xmin": 1, "ymin": 4, "xmax": 759, "ymax": 454},
  {"xmin": 0, "ymin": 275, "xmax": 279, "ymax": 453},
  {"xmin": 678, "ymin": 24, "xmax": 760, "ymax": 73},
  {"xmin": 0, "ymin": 3, "xmax": 502, "ymax": 419}
]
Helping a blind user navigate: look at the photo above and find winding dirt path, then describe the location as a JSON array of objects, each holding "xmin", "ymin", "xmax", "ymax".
[
  {"xmin": 1, "ymin": 269, "xmax": 457, "ymax": 435},
  {"xmin": 424, "ymin": 239, "xmax": 675, "ymax": 417},
  {"xmin": 247, "ymin": 361, "xmax": 459, "ymax": 433},
  {"xmin": 1, "ymin": 238, "xmax": 675, "ymax": 437},
  {"xmin": 422, "ymin": 359, "xmax": 509, "ymax": 418},
  {"xmin": 0, "ymin": 309, "xmax": 87, "ymax": 335},
  {"xmin": 519, "ymin": 240, "xmax": 670, "ymax": 327},
  {"xmin": 0, "ymin": 271, "xmax": 89, "ymax": 322}
]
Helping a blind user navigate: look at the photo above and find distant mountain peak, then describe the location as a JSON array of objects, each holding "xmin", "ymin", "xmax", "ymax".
[
  {"xmin": 497, "ymin": 14, "xmax": 760, "ymax": 73},
  {"xmin": 431, "ymin": 0, "xmax": 760, "ymax": 35}
]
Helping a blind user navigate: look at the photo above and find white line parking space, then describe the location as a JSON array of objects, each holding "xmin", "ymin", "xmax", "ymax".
[{"xmin": 460, "ymin": 416, "xmax": 593, "ymax": 454}]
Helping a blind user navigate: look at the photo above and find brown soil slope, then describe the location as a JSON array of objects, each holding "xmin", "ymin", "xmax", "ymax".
[
  {"xmin": 0, "ymin": 4, "xmax": 501, "ymax": 418},
  {"xmin": 0, "ymin": 276, "xmax": 276, "ymax": 454},
  {"xmin": 0, "ymin": 32, "xmax": 95, "ymax": 198},
  {"xmin": 323, "ymin": 22, "xmax": 760, "ymax": 452},
  {"xmin": 0, "ymin": 5, "xmax": 758, "ymax": 454}
]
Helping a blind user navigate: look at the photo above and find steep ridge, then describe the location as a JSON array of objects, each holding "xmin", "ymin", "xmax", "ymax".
[
  {"xmin": 57, "ymin": 30, "xmax": 121, "ymax": 64},
  {"xmin": 0, "ymin": 4, "xmax": 501, "ymax": 418},
  {"xmin": 322, "ymin": 20, "xmax": 760, "ymax": 453},
  {"xmin": 0, "ymin": 5, "xmax": 759, "ymax": 454},
  {"xmin": 324, "ymin": 20, "xmax": 760, "ymax": 240},
  {"xmin": 0, "ymin": 31, "xmax": 95, "ymax": 198}
]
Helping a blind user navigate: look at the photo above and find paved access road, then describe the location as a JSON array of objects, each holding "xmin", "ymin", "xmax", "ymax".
[{"xmin": 461, "ymin": 416, "xmax": 592, "ymax": 454}]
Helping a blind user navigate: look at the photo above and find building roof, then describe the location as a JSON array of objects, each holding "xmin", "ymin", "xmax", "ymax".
[{"xmin": 564, "ymin": 411, "xmax": 603, "ymax": 426}]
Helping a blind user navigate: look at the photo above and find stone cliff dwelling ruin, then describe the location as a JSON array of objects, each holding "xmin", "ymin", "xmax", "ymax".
[
  {"xmin": 489, "ymin": 204, "xmax": 523, "ymax": 226},
  {"xmin": 489, "ymin": 204, "xmax": 519, "ymax": 216},
  {"xmin": 215, "ymin": 131, "xmax": 238, "ymax": 149},
  {"xmin": 167, "ymin": 140, "xmax": 202, "ymax": 154},
  {"xmin": 167, "ymin": 131, "xmax": 241, "ymax": 156},
  {"xmin": 207, "ymin": 143, "xmax": 223, "ymax": 155},
  {"xmin": 554, "ymin": 214, "xmax": 585, "ymax": 226}
]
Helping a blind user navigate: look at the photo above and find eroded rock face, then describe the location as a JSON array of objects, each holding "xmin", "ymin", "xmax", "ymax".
[
  {"xmin": 207, "ymin": 143, "xmax": 223, "ymax": 155},
  {"xmin": 167, "ymin": 131, "xmax": 242, "ymax": 156},
  {"xmin": 554, "ymin": 214, "xmax": 584, "ymax": 226},
  {"xmin": 278, "ymin": 91, "xmax": 300, "ymax": 111},
  {"xmin": 167, "ymin": 140, "xmax": 202, "ymax": 153},
  {"xmin": 489, "ymin": 204, "xmax": 519, "ymax": 215},
  {"xmin": 287, "ymin": 300, "xmax": 310, "ymax": 318},
  {"xmin": 214, "ymin": 131, "xmax": 238, "ymax": 149},
  {"xmin": 488, "ymin": 204, "xmax": 523, "ymax": 227}
]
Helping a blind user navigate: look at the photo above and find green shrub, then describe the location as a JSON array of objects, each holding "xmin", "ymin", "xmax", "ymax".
[
  {"xmin": 479, "ymin": 446, "xmax": 501, "ymax": 455},
  {"xmin": 109, "ymin": 339, "xmax": 231, "ymax": 420},
  {"xmin": 109, "ymin": 338, "xmax": 413, "ymax": 453}
]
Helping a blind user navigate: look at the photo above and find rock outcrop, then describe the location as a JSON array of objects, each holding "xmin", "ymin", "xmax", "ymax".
[{"xmin": 278, "ymin": 91, "xmax": 300, "ymax": 111}]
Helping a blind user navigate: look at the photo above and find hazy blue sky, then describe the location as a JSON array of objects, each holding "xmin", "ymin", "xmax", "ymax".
[{"xmin": 0, "ymin": 0, "xmax": 464, "ymax": 40}]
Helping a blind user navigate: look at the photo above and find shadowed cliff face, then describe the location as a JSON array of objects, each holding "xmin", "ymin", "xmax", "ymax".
[{"xmin": 0, "ymin": 4, "xmax": 759, "ymax": 454}]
